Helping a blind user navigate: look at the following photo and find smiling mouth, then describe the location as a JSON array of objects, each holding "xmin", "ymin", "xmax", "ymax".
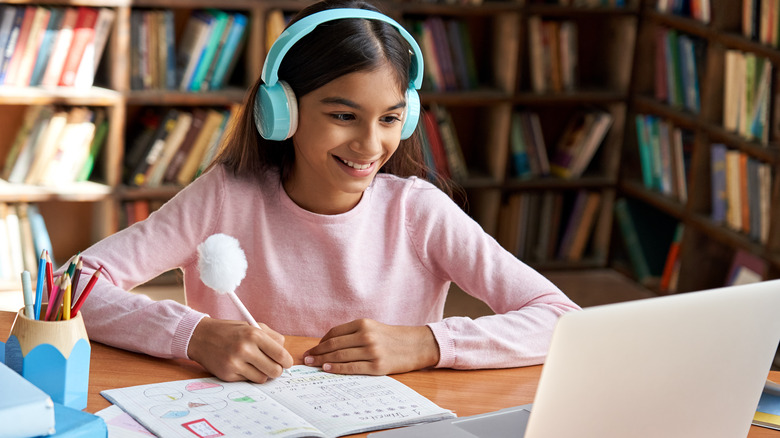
[{"xmin": 336, "ymin": 156, "xmax": 373, "ymax": 170}]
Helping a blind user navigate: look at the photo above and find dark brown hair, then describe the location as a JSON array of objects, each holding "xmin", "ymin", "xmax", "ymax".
[{"xmin": 212, "ymin": 0, "xmax": 454, "ymax": 196}]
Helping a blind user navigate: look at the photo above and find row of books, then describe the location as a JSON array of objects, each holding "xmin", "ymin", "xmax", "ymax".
[
  {"xmin": 654, "ymin": 28, "xmax": 702, "ymax": 114},
  {"xmin": 710, "ymin": 143, "xmax": 772, "ymax": 244},
  {"xmin": 723, "ymin": 49, "xmax": 772, "ymax": 143},
  {"xmin": 549, "ymin": 109, "xmax": 613, "ymax": 179},
  {"xmin": 0, "ymin": 6, "xmax": 115, "ymax": 88},
  {"xmin": 497, "ymin": 189, "xmax": 602, "ymax": 263},
  {"xmin": 510, "ymin": 109, "xmax": 612, "ymax": 180},
  {"xmin": 657, "ymin": 0, "xmax": 711, "ymax": 23},
  {"xmin": 634, "ymin": 114, "xmax": 691, "ymax": 203},
  {"xmin": 743, "ymin": 0, "xmax": 780, "ymax": 47},
  {"xmin": 408, "ymin": 17, "xmax": 478, "ymax": 92},
  {"xmin": 1, "ymin": 105, "xmax": 107, "ymax": 186},
  {"xmin": 419, "ymin": 105, "xmax": 468, "ymax": 182},
  {"xmin": 527, "ymin": 17, "xmax": 578, "ymax": 94},
  {"xmin": 0, "ymin": 203, "xmax": 52, "ymax": 283},
  {"xmin": 130, "ymin": 8, "xmax": 247, "ymax": 91},
  {"xmin": 509, "ymin": 111, "xmax": 549, "ymax": 179},
  {"xmin": 124, "ymin": 105, "xmax": 238, "ymax": 187},
  {"xmin": 613, "ymin": 197, "xmax": 682, "ymax": 290}
]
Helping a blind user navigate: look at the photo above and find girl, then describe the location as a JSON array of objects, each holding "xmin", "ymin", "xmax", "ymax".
[{"xmin": 72, "ymin": 0, "xmax": 580, "ymax": 383}]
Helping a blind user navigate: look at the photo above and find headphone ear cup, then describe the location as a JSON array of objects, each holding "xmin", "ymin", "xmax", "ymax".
[
  {"xmin": 401, "ymin": 88, "xmax": 420, "ymax": 140},
  {"xmin": 254, "ymin": 81, "xmax": 298, "ymax": 141}
]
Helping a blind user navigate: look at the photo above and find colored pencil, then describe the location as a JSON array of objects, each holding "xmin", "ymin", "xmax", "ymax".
[
  {"xmin": 34, "ymin": 250, "xmax": 46, "ymax": 320},
  {"xmin": 45, "ymin": 252, "xmax": 54, "ymax": 300},
  {"xmin": 71, "ymin": 267, "xmax": 101, "ymax": 317},
  {"xmin": 44, "ymin": 276, "xmax": 62, "ymax": 321},
  {"xmin": 71, "ymin": 258, "xmax": 83, "ymax": 301},
  {"xmin": 62, "ymin": 274, "xmax": 72, "ymax": 320}
]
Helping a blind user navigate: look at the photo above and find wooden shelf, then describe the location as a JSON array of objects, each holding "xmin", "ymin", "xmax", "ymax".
[{"xmin": 616, "ymin": 2, "xmax": 780, "ymax": 291}]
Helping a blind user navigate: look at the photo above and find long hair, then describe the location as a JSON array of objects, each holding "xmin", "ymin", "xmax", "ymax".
[{"xmin": 212, "ymin": 0, "xmax": 454, "ymax": 196}]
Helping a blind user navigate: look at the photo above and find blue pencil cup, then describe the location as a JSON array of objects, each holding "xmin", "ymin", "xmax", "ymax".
[{"xmin": 5, "ymin": 308, "xmax": 91, "ymax": 410}]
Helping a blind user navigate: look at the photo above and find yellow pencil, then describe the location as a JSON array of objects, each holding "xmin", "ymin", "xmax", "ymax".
[{"xmin": 62, "ymin": 274, "xmax": 72, "ymax": 320}]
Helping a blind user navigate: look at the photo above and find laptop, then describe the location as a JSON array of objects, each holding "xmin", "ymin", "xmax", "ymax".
[{"xmin": 369, "ymin": 279, "xmax": 780, "ymax": 438}]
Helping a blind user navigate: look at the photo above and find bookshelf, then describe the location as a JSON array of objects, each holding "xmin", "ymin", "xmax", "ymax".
[
  {"xmin": 615, "ymin": 0, "xmax": 780, "ymax": 293},
  {"xmin": 0, "ymin": 0, "xmax": 640, "ymax": 291}
]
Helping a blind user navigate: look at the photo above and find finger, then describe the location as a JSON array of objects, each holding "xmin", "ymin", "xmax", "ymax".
[
  {"xmin": 255, "ymin": 335, "xmax": 295, "ymax": 370},
  {"xmin": 321, "ymin": 360, "xmax": 382, "ymax": 376},
  {"xmin": 305, "ymin": 345, "xmax": 368, "ymax": 367},
  {"xmin": 257, "ymin": 322, "xmax": 286, "ymax": 345}
]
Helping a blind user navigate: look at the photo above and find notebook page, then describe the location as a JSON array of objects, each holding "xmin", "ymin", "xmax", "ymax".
[
  {"xmin": 102, "ymin": 377, "xmax": 324, "ymax": 438},
  {"xmin": 258, "ymin": 366, "xmax": 455, "ymax": 437}
]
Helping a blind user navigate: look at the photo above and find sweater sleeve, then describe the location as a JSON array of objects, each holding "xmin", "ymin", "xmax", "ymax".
[
  {"xmin": 70, "ymin": 167, "xmax": 226, "ymax": 359},
  {"xmin": 405, "ymin": 180, "xmax": 581, "ymax": 369}
]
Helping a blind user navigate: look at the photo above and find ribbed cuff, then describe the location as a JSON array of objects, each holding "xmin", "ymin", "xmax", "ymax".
[
  {"xmin": 427, "ymin": 321, "xmax": 455, "ymax": 369},
  {"xmin": 172, "ymin": 311, "xmax": 209, "ymax": 359}
]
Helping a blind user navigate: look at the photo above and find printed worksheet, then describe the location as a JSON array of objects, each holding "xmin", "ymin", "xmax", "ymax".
[{"xmin": 101, "ymin": 365, "xmax": 455, "ymax": 438}]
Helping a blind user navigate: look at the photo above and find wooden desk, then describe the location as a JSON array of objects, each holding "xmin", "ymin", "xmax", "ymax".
[{"xmin": 2, "ymin": 311, "xmax": 778, "ymax": 437}]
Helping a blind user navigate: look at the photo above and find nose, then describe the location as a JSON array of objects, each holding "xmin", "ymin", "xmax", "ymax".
[{"xmin": 349, "ymin": 121, "xmax": 384, "ymax": 157}]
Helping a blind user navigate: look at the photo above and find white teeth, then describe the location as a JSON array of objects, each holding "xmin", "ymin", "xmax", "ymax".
[{"xmin": 341, "ymin": 158, "xmax": 370, "ymax": 170}]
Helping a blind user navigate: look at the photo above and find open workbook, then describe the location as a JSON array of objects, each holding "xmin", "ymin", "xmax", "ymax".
[{"xmin": 101, "ymin": 365, "xmax": 455, "ymax": 438}]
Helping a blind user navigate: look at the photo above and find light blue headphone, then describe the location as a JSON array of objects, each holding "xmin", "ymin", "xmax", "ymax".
[{"xmin": 254, "ymin": 8, "xmax": 424, "ymax": 141}]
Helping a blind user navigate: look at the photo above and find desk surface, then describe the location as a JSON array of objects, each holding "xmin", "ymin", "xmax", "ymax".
[{"xmin": 2, "ymin": 311, "xmax": 779, "ymax": 437}]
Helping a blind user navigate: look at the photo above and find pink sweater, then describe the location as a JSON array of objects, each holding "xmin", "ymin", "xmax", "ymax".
[{"xmin": 75, "ymin": 165, "xmax": 580, "ymax": 369}]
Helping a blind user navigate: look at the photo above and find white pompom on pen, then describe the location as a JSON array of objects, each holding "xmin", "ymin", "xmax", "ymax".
[{"xmin": 197, "ymin": 233, "xmax": 259, "ymax": 328}]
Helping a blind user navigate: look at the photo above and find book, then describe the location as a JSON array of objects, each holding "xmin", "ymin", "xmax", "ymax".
[
  {"xmin": 144, "ymin": 111, "xmax": 193, "ymax": 187},
  {"xmin": 75, "ymin": 108, "xmax": 108, "ymax": 182},
  {"xmin": 163, "ymin": 108, "xmax": 207, "ymax": 184},
  {"xmin": 726, "ymin": 249, "xmax": 767, "ymax": 286},
  {"xmin": 0, "ymin": 6, "xmax": 24, "ymax": 84},
  {"xmin": 2, "ymin": 5, "xmax": 35, "ymax": 86},
  {"xmin": 101, "ymin": 365, "xmax": 454, "ymax": 438},
  {"xmin": 177, "ymin": 11, "xmax": 215, "ymax": 91},
  {"xmin": 58, "ymin": 6, "xmax": 99, "ymax": 87},
  {"xmin": 0, "ymin": 361, "xmax": 56, "ymax": 438},
  {"xmin": 13, "ymin": 5, "xmax": 50, "ymax": 87},
  {"xmin": 754, "ymin": 382, "xmax": 780, "ymax": 431},
  {"xmin": 434, "ymin": 105, "xmax": 468, "ymax": 181},
  {"xmin": 128, "ymin": 109, "xmax": 179, "ymax": 187},
  {"xmin": 0, "ymin": 7, "xmax": 20, "ymax": 81},
  {"xmin": 613, "ymin": 198, "xmax": 677, "ymax": 287},
  {"xmin": 421, "ymin": 109, "xmax": 450, "ymax": 179},
  {"xmin": 175, "ymin": 108, "xmax": 225, "ymax": 185},
  {"xmin": 509, "ymin": 112, "xmax": 531, "ymax": 178},
  {"xmin": 73, "ymin": 7, "xmax": 116, "ymax": 88},
  {"xmin": 40, "ymin": 7, "xmax": 78, "ymax": 87},
  {"xmin": 565, "ymin": 191, "xmax": 601, "ymax": 261},
  {"xmin": 659, "ymin": 223, "xmax": 684, "ymax": 294},
  {"xmin": 565, "ymin": 111, "xmax": 613, "ymax": 178},
  {"xmin": 23, "ymin": 109, "xmax": 69, "ymax": 185},
  {"xmin": 2, "ymin": 105, "xmax": 43, "ymax": 179},
  {"xmin": 710, "ymin": 143, "xmax": 727, "ymax": 224},
  {"xmin": 724, "ymin": 149, "xmax": 742, "ymax": 231},
  {"xmin": 29, "ymin": 6, "xmax": 64, "ymax": 86},
  {"xmin": 189, "ymin": 9, "xmax": 230, "ymax": 92},
  {"xmin": 40, "ymin": 107, "xmax": 97, "ymax": 185},
  {"xmin": 210, "ymin": 11, "xmax": 247, "ymax": 90}
]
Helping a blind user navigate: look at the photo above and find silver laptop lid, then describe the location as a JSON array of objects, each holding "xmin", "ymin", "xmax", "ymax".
[{"xmin": 525, "ymin": 279, "xmax": 780, "ymax": 438}]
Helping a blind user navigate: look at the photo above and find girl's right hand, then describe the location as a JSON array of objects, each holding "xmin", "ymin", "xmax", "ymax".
[{"xmin": 187, "ymin": 317, "xmax": 294, "ymax": 383}]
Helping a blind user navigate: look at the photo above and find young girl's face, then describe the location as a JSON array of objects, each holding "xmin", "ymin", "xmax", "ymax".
[{"xmin": 284, "ymin": 62, "xmax": 407, "ymax": 215}]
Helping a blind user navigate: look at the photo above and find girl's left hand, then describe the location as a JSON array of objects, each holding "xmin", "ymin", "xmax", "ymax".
[{"xmin": 302, "ymin": 319, "xmax": 440, "ymax": 375}]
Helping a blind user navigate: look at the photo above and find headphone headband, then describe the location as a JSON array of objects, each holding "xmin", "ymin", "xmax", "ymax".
[{"xmin": 261, "ymin": 8, "xmax": 424, "ymax": 89}]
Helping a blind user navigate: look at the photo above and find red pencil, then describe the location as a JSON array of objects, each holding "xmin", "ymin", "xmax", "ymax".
[
  {"xmin": 71, "ymin": 266, "xmax": 102, "ymax": 317},
  {"xmin": 44, "ymin": 276, "xmax": 62, "ymax": 322},
  {"xmin": 45, "ymin": 251, "xmax": 53, "ymax": 300}
]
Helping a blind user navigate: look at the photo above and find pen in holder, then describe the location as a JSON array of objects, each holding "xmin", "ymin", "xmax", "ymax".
[{"xmin": 5, "ymin": 306, "xmax": 91, "ymax": 410}]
